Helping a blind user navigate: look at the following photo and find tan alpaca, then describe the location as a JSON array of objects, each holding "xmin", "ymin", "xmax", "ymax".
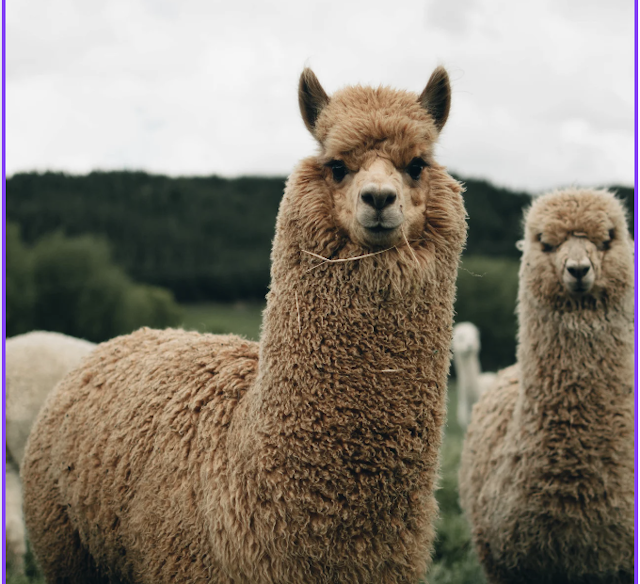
[
  {"xmin": 22, "ymin": 68, "xmax": 467, "ymax": 584},
  {"xmin": 5, "ymin": 331, "xmax": 95, "ymax": 574},
  {"xmin": 459, "ymin": 188, "xmax": 634, "ymax": 584}
]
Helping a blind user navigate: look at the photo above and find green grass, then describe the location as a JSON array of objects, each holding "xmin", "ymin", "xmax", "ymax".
[
  {"xmin": 8, "ymin": 305, "xmax": 485, "ymax": 583},
  {"xmin": 6, "ymin": 546, "xmax": 45, "ymax": 584},
  {"xmin": 426, "ymin": 382, "xmax": 486, "ymax": 583},
  {"xmin": 179, "ymin": 301, "xmax": 265, "ymax": 340}
]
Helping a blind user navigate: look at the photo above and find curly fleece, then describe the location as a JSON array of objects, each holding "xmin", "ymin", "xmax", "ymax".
[
  {"xmin": 22, "ymin": 76, "xmax": 467, "ymax": 584},
  {"xmin": 458, "ymin": 189, "xmax": 635, "ymax": 584}
]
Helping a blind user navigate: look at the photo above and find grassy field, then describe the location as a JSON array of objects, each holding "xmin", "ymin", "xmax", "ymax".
[
  {"xmin": 7, "ymin": 303, "xmax": 485, "ymax": 584},
  {"xmin": 427, "ymin": 388, "xmax": 487, "ymax": 584},
  {"xmin": 180, "ymin": 301, "xmax": 265, "ymax": 340}
]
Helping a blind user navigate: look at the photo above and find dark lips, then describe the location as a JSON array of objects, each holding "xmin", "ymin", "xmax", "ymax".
[{"xmin": 366, "ymin": 224, "xmax": 395, "ymax": 234}]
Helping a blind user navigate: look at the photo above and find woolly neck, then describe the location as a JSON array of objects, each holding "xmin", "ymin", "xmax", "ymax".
[
  {"xmin": 513, "ymin": 288, "xmax": 634, "ymax": 489},
  {"xmin": 229, "ymin": 159, "xmax": 466, "ymax": 538},
  {"xmin": 518, "ymin": 295, "xmax": 633, "ymax": 404},
  {"xmin": 262, "ymin": 255, "xmax": 447, "ymax": 426}
]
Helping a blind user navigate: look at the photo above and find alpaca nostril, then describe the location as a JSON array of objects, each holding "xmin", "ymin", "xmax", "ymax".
[
  {"xmin": 567, "ymin": 265, "xmax": 590, "ymax": 280},
  {"xmin": 360, "ymin": 190, "xmax": 397, "ymax": 211},
  {"xmin": 361, "ymin": 193, "xmax": 375, "ymax": 208}
]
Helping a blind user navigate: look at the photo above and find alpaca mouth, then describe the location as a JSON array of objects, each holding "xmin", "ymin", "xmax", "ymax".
[
  {"xmin": 359, "ymin": 214, "xmax": 403, "ymax": 231},
  {"xmin": 366, "ymin": 224, "xmax": 397, "ymax": 234},
  {"xmin": 360, "ymin": 222, "xmax": 402, "ymax": 246},
  {"xmin": 566, "ymin": 282, "xmax": 593, "ymax": 295},
  {"xmin": 564, "ymin": 272, "xmax": 596, "ymax": 294}
]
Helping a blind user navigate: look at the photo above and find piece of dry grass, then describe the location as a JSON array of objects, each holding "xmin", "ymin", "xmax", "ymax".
[
  {"xmin": 401, "ymin": 226, "xmax": 420, "ymax": 267},
  {"xmin": 301, "ymin": 247, "xmax": 395, "ymax": 272},
  {"xmin": 294, "ymin": 291, "xmax": 302, "ymax": 333},
  {"xmin": 302, "ymin": 234, "xmax": 420, "ymax": 273}
]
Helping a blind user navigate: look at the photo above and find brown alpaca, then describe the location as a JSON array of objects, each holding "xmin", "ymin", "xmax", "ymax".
[
  {"xmin": 22, "ymin": 67, "xmax": 467, "ymax": 584},
  {"xmin": 459, "ymin": 188, "xmax": 635, "ymax": 584}
]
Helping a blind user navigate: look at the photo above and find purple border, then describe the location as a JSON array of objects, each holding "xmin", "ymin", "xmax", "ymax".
[
  {"xmin": 2, "ymin": 0, "xmax": 6, "ymax": 573},
  {"xmin": 2, "ymin": 0, "xmax": 7, "ymax": 576},
  {"xmin": 0, "ymin": 4, "xmax": 637, "ymax": 584},
  {"xmin": 635, "ymin": 0, "xmax": 639, "ymax": 581}
]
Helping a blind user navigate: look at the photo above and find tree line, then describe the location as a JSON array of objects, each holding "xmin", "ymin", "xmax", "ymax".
[
  {"xmin": 6, "ymin": 171, "xmax": 633, "ymax": 371},
  {"xmin": 8, "ymin": 171, "xmax": 632, "ymax": 302},
  {"xmin": 7, "ymin": 223, "xmax": 182, "ymax": 343}
]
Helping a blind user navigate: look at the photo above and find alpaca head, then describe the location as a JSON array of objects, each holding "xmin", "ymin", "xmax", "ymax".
[
  {"xmin": 452, "ymin": 322, "xmax": 481, "ymax": 357},
  {"xmin": 520, "ymin": 188, "xmax": 633, "ymax": 306},
  {"xmin": 291, "ymin": 67, "xmax": 463, "ymax": 255}
]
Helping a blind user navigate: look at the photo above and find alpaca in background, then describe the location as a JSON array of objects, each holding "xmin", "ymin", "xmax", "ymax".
[
  {"xmin": 459, "ymin": 189, "xmax": 634, "ymax": 584},
  {"xmin": 6, "ymin": 331, "xmax": 95, "ymax": 573},
  {"xmin": 451, "ymin": 322, "xmax": 496, "ymax": 429}
]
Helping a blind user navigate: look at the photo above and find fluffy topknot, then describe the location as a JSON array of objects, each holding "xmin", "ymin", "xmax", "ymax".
[
  {"xmin": 313, "ymin": 86, "xmax": 440, "ymax": 161},
  {"xmin": 525, "ymin": 187, "xmax": 629, "ymax": 245}
]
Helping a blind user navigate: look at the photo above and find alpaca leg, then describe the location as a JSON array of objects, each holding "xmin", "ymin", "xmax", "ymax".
[
  {"xmin": 473, "ymin": 535, "xmax": 513, "ymax": 584},
  {"xmin": 5, "ymin": 463, "xmax": 27, "ymax": 574},
  {"xmin": 24, "ymin": 490, "xmax": 112, "ymax": 584},
  {"xmin": 22, "ymin": 437, "xmax": 112, "ymax": 583}
]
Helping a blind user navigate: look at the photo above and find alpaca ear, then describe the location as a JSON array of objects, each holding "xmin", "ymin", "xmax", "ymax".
[
  {"xmin": 299, "ymin": 68, "xmax": 330, "ymax": 136},
  {"xmin": 419, "ymin": 66, "xmax": 451, "ymax": 132},
  {"xmin": 515, "ymin": 240, "xmax": 525, "ymax": 252}
]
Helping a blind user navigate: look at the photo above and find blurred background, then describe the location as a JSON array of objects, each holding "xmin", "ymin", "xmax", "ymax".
[{"xmin": 5, "ymin": 1, "xmax": 635, "ymax": 582}]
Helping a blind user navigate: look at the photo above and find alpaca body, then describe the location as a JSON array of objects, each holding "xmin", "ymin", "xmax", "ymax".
[
  {"xmin": 24, "ymin": 265, "xmax": 450, "ymax": 583},
  {"xmin": 23, "ymin": 69, "xmax": 467, "ymax": 584},
  {"xmin": 459, "ymin": 189, "xmax": 635, "ymax": 584}
]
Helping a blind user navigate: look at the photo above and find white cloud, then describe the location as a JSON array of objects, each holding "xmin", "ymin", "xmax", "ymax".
[{"xmin": 7, "ymin": 0, "xmax": 634, "ymax": 190}]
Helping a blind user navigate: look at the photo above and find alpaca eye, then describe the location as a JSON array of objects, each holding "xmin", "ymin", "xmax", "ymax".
[
  {"xmin": 536, "ymin": 235, "xmax": 554, "ymax": 252},
  {"xmin": 327, "ymin": 160, "xmax": 348, "ymax": 183},
  {"xmin": 599, "ymin": 229, "xmax": 615, "ymax": 251},
  {"xmin": 406, "ymin": 158, "xmax": 428, "ymax": 181}
]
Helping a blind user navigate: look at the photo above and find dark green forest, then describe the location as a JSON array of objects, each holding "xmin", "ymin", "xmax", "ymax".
[
  {"xmin": 6, "ymin": 171, "xmax": 635, "ymax": 371},
  {"xmin": 8, "ymin": 171, "xmax": 634, "ymax": 302}
]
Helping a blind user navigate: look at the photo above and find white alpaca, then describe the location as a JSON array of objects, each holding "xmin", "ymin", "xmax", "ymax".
[
  {"xmin": 5, "ymin": 459, "xmax": 27, "ymax": 573},
  {"xmin": 5, "ymin": 331, "xmax": 95, "ymax": 573},
  {"xmin": 451, "ymin": 322, "xmax": 496, "ymax": 429}
]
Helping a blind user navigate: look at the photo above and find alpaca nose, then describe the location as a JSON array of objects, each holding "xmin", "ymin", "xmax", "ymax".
[
  {"xmin": 566, "ymin": 263, "xmax": 590, "ymax": 280},
  {"xmin": 360, "ymin": 188, "xmax": 397, "ymax": 210}
]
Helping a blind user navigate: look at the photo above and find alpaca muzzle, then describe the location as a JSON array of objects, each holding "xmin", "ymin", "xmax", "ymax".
[
  {"xmin": 563, "ymin": 257, "xmax": 594, "ymax": 293},
  {"xmin": 356, "ymin": 183, "xmax": 404, "ymax": 245}
]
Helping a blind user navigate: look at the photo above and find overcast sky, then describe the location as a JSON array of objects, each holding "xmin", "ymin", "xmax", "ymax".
[{"xmin": 7, "ymin": 0, "xmax": 635, "ymax": 192}]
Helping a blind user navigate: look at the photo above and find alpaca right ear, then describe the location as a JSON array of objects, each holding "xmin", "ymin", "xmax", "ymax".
[
  {"xmin": 299, "ymin": 68, "xmax": 330, "ymax": 136},
  {"xmin": 515, "ymin": 240, "xmax": 525, "ymax": 252},
  {"xmin": 419, "ymin": 66, "xmax": 451, "ymax": 132}
]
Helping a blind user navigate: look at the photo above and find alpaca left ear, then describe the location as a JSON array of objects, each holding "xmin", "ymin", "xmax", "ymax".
[
  {"xmin": 299, "ymin": 68, "xmax": 330, "ymax": 137},
  {"xmin": 419, "ymin": 66, "xmax": 451, "ymax": 132}
]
